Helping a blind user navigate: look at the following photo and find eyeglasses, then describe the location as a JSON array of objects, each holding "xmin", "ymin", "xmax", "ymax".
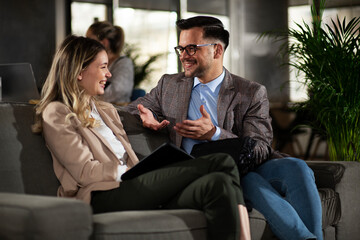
[{"xmin": 174, "ymin": 43, "xmax": 217, "ymax": 56}]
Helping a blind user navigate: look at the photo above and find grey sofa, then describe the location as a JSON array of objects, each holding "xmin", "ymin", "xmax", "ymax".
[{"xmin": 0, "ymin": 102, "xmax": 359, "ymax": 240}]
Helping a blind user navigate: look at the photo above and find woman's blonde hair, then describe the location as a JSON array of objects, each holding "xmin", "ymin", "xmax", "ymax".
[{"xmin": 32, "ymin": 35, "xmax": 105, "ymax": 133}]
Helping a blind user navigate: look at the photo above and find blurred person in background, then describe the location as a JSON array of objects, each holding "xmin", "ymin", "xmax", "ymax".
[{"xmin": 87, "ymin": 21, "xmax": 134, "ymax": 104}]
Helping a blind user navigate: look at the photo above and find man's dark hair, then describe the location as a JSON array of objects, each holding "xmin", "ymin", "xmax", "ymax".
[{"xmin": 176, "ymin": 16, "xmax": 229, "ymax": 50}]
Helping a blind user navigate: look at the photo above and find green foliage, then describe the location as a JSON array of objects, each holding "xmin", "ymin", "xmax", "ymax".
[
  {"xmin": 123, "ymin": 43, "xmax": 162, "ymax": 88},
  {"xmin": 265, "ymin": 0, "xmax": 360, "ymax": 161}
]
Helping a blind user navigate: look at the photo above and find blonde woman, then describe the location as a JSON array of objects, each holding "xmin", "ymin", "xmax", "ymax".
[{"xmin": 33, "ymin": 35, "xmax": 250, "ymax": 240}]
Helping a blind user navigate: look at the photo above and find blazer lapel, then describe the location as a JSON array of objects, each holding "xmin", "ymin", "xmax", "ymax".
[
  {"xmin": 97, "ymin": 106, "xmax": 139, "ymax": 167},
  {"xmin": 174, "ymin": 77, "xmax": 193, "ymax": 146},
  {"xmin": 69, "ymin": 110, "xmax": 117, "ymax": 159},
  {"xmin": 217, "ymin": 69, "xmax": 236, "ymax": 128},
  {"xmin": 88, "ymin": 125, "xmax": 118, "ymax": 159}
]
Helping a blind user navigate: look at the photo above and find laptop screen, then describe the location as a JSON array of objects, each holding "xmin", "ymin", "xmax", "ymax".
[{"xmin": 0, "ymin": 63, "xmax": 40, "ymax": 102}]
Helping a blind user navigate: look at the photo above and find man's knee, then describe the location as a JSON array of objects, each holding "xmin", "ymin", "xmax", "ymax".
[
  {"xmin": 282, "ymin": 158, "xmax": 314, "ymax": 177},
  {"xmin": 266, "ymin": 157, "xmax": 311, "ymax": 172},
  {"xmin": 267, "ymin": 158, "xmax": 315, "ymax": 184}
]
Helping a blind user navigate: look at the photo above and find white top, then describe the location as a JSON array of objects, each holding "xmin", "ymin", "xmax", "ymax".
[{"xmin": 91, "ymin": 104, "xmax": 128, "ymax": 181}]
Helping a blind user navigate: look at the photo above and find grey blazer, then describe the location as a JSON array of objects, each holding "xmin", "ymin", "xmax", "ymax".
[{"xmin": 125, "ymin": 68, "xmax": 279, "ymax": 164}]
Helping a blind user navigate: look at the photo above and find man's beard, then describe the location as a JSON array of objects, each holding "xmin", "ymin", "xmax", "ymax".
[{"xmin": 183, "ymin": 63, "xmax": 206, "ymax": 78}]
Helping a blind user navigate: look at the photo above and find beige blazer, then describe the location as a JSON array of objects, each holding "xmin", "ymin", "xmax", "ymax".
[
  {"xmin": 42, "ymin": 101, "xmax": 139, "ymax": 203},
  {"xmin": 125, "ymin": 68, "xmax": 277, "ymax": 164}
]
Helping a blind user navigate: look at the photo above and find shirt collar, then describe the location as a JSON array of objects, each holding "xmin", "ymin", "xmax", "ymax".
[{"xmin": 193, "ymin": 69, "xmax": 225, "ymax": 93}]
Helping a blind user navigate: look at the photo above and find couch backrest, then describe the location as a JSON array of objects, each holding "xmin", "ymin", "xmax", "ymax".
[
  {"xmin": 0, "ymin": 102, "xmax": 59, "ymax": 196},
  {"xmin": 118, "ymin": 110, "xmax": 170, "ymax": 160},
  {"xmin": 0, "ymin": 103, "xmax": 169, "ymax": 197}
]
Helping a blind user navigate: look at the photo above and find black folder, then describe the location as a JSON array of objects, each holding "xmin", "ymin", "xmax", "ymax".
[
  {"xmin": 191, "ymin": 138, "xmax": 243, "ymax": 161},
  {"xmin": 190, "ymin": 137, "xmax": 258, "ymax": 176},
  {"xmin": 121, "ymin": 142, "xmax": 194, "ymax": 181}
]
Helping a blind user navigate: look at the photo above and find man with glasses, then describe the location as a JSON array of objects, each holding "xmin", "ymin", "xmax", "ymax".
[{"xmin": 124, "ymin": 16, "xmax": 322, "ymax": 240}]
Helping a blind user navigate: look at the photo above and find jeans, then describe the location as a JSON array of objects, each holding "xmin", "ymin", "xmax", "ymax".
[{"xmin": 241, "ymin": 157, "xmax": 323, "ymax": 240}]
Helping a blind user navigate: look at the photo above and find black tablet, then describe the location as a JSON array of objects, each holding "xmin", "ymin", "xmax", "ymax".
[{"xmin": 121, "ymin": 142, "xmax": 194, "ymax": 181}]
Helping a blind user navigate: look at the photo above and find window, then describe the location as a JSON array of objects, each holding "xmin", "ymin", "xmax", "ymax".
[
  {"xmin": 70, "ymin": 1, "xmax": 230, "ymax": 92},
  {"xmin": 288, "ymin": 5, "xmax": 312, "ymax": 102},
  {"xmin": 114, "ymin": 8, "xmax": 178, "ymax": 92},
  {"xmin": 71, "ymin": 2, "xmax": 107, "ymax": 36}
]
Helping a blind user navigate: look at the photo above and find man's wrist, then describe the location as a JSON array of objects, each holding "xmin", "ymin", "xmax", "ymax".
[{"xmin": 210, "ymin": 126, "xmax": 221, "ymax": 141}]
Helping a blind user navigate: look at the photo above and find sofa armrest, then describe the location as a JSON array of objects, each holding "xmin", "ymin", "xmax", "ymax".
[
  {"xmin": 307, "ymin": 161, "xmax": 360, "ymax": 240},
  {"xmin": 0, "ymin": 192, "xmax": 93, "ymax": 240}
]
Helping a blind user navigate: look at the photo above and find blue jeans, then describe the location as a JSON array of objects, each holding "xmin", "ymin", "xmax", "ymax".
[{"xmin": 241, "ymin": 157, "xmax": 323, "ymax": 240}]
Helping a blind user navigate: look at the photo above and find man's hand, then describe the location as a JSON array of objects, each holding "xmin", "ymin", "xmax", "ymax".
[
  {"xmin": 137, "ymin": 104, "xmax": 169, "ymax": 131},
  {"xmin": 174, "ymin": 105, "xmax": 216, "ymax": 140}
]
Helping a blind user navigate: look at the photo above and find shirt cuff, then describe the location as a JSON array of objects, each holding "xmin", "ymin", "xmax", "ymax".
[
  {"xmin": 211, "ymin": 126, "xmax": 221, "ymax": 141},
  {"xmin": 116, "ymin": 164, "xmax": 128, "ymax": 182}
]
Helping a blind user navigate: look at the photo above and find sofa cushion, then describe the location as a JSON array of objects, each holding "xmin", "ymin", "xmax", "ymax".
[
  {"xmin": 0, "ymin": 102, "xmax": 59, "ymax": 196},
  {"xmin": 92, "ymin": 209, "xmax": 207, "ymax": 240}
]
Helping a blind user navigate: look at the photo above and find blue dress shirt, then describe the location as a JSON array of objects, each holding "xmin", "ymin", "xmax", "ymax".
[{"xmin": 182, "ymin": 70, "xmax": 225, "ymax": 153}]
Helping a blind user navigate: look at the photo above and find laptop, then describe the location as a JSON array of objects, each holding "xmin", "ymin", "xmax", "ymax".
[
  {"xmin": 0, "ymin": 63, "xmax": 40, "ymax": 102},
  {"xmin": 121, "ymin": 142, "xmax": 194, "ymax": 181}
]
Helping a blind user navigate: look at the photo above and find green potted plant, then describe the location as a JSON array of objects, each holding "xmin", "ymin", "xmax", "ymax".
[
  {"xmin": 266, "ymin": 0, "xmax": 360, "ymax": 161},
  {"xmin": 123, "ymin": 43, "xmax": 162, "ymax": 87},
  {"xmin": 123, "ymin": 43, "xmax": 162, "ymax": 101}
]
